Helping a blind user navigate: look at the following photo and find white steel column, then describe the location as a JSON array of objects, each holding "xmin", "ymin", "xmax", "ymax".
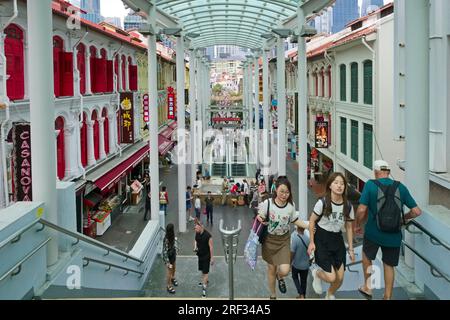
[
  {"xmin": 176, "ymin": 35, "xmax": 187, "ymax": 233},
  {"xmin": 195, "ymin": 54, "xmax": 202, "ymax": 172},
  {"xmin": 98, "ymin": 118, "xmax": 106, "ymax": 160},
  {"xmin": 28, "ymin": 0, "xmax": 58, "ymax": 266},
  {"xmin": 86, "ymin": 120, "xmax": 96, "ymax": 166},
  {"xmin": 243, "ymin": 64, "xmax": 247, "ymax": 113},
  {"xmin": 277, "ymin": 37, "xmax": 287, "ymax": 176},
  {"xmin": 148, "ymin": 4, "xmax": 160, "ymax": 221},
  {"xmin": 189, "ymin": 49, "xmax": 197, "ymax": 186},
  {"xmin": 404, "ymin": 0, "xmax": 429, "ymax": 267},
  {"xmin": 297, "ymin": 7, "xmax": 308, "ymax": 220},
  {"xmin": 248, "ymin": 61, "xmax": 254, "ymax": 162},
  {"xmin": 262, "ymin": 49, "xmax": 270, "ymax": 183},
  {"xmin": 254, "ymin": 56, "xmax": 260, "ymax": 166}
]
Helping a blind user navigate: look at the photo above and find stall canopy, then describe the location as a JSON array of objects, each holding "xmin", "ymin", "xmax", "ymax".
[
  {"xmin": 159, "ymin": 124, "xmax": 175, "ymax": 140},
  {"xmin": 93, "ymin": 145, "xmax": 149, "ymax": 191},
  {"xmin": 158, "ymin": 135, "xmax": 175, "ymax": 156}
]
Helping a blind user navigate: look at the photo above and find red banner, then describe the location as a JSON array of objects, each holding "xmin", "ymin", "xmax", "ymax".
[
  {"xmin": 167, "ymin": 87, "xmax": 176, "ymax": 120},
  {"xmin": 142, "ymin": 93, "xmax": 149, "ymax": 123},
  {"xmin": 120, "ymin": 92, "xmax": 134, "ymax": 144},
  {"xmin": 12, "ymin": 123, "xmax": 32, "ymax": 201}
]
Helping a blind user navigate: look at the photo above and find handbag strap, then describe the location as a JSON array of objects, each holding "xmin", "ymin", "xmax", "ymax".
[{"xmin": 298, "ymin": 234, "xmax": 308, "ymax": 250}]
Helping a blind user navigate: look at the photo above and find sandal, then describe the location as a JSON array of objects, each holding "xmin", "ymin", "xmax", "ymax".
[
  {"xmin": 277, "ymin": 276, "xmax": 287, "ymax": 294},
  {"xmin": 167, "ymin": 286, "xmax": 176, "ymax": 294},
  {"xmin": 358, "ymin": 286, "xmax": 372, "ymax": 300}
]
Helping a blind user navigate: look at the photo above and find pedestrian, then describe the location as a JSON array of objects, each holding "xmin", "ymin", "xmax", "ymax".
[
  {"xmin": 205, "ymin": 191, "xmax": 214, "ymax": 226},
  {"xmin": 144, "ymin": 190, "xmax": 150, "ymax": 221},
  {"xmin": 243, "ymin": 179, "xmax": 249, "ymax": 205},
  {"xmin": 291, "ymin": 225, "xmax": 310, "ymax": 299},
  {"xmin": 193, "ymin": 220, "xmax": 214, "ymax": 298},
  {"xmin": 256, "ymin": 176, "xmax": 309, "ymax": 299},
  {"xmin": 186, "ymin": 186, "xmax": 194, "ymax": 222},
  {"xmin": 356, "ymin": 160, "xmax": 422, "ymax": 300},
  {"xmin": 159, "ymin": 186, "xmax": 169, "ymax": 216},
  {"xmin": 162, "ymin": 223, "xmax": 179, "ymax": 294},
  {"xmin": 194, "ymin": 195, "xmax": 202, "ymax": 220},
  {"xmin": 270, "ymin": 178, "xmax": 277, "ymax": 195},
  {"xmin": 255, "ymin": 168, "xmax": 261, "ymax": 182},
  {"xmin": 307, "ymin": 172, "xmax": 355, "ymax": 299},
  {"xmin": 221, "ymin": 178, "xmax": 229, "ymax": 206}
]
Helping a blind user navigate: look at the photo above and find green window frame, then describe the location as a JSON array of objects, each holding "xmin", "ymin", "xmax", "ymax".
[
  {"xmin": 340, "ymin": 64, "xmax": 346, "ymax": 101},
  {"xmin": 363, "ymin": 124, "xmax": 373, "ymax": 169},
  {"xmin": 351, "ymin": 62, "xmax": 358, "ymax": 103},
  {"xmin": 363, "ymin": 60, "xmax": 373, "ymax": 105},
  {"xmin": 351, "ymin": 120, "xmax": 358, "ymax": 162},
  {"xmin": 340, "ymin": 117, "xmax": 347, "ymax": 155}
]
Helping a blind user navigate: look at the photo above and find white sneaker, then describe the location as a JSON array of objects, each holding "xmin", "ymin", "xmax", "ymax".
[
  {"xmin": 311, "ymin": 267, "xmax": 323, "ymax": 295},
  {"xmin": 325, "ymin": 292, "xmax": 336, "ymax": 300}
]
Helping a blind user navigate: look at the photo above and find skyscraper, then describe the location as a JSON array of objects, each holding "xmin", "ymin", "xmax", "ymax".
[
  {"xmin": 124, "ymin": 11, "xmax": 144, "ymax": 30},
  {"xmin": 360, "ymin": 0, "xmax": 384, "ymax": 16},
  {"xmin": 80, "ymin": 0, "xmax": 103, "ymax": 24},
  {"xmin": 331, "ymin": 0, "xmax": 359, "ymax": 34}
]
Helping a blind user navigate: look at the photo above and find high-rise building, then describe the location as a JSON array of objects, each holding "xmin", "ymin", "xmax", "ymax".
[
  {"xmin": 80, "ymin": 0, "xmax": 103, "ymax": 24},
  {"xmin": 361, "ymin": 0, "xmax": 384, "ymax": 16},
  {"xmin": 124, "ymin": 11, "xmax": 143, "ymax": 30},
  {"xmin": 314, "ymin": 7, "xmax": 333, "ymax": 34},
  {"xmin": 331, "ymin": 0, "xmax": 359, "ymax": 34},
  {"xmin": 104, "ymin": 17, "xmax": 122, "ymax": 29}
]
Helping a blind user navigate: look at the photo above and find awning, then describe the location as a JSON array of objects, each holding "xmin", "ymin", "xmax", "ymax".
[
  {"xmin": 158, "ymin": 135, "xmax": 175, "ymax": 156},
  {"xmin": 168, "ymin": 121, "xmax": 177, "ymax": 130},
  {"xmin": 159, "ymin": 125, "xmax": 175, "ymax": 140},
  {"xmin": 93, "ymin": 145, "xmax": 149, "ymax": 191}
]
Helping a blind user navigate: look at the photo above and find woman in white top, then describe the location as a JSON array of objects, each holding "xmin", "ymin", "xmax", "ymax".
[
  {"xmin": 307, "ymin": 172, "xmax": 356, "ymax": 299},
  {"xmin": 257, "ymin": 177, "xmax": 309, "ymax": 300}
]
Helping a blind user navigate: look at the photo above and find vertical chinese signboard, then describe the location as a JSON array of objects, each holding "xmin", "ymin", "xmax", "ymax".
[
  {"xmin": 120, "ymin": 92, "xmax": 134, "ymax": 144},
  {"xmin": 315, "ymin": 121, "xmax": 329, "ymax": 148},
  {"xmin": 12, "ymin": 123, "xmax": 32, "ymax": 201},
  {"xmin": 167, "ymin": 86, "xmax": 176, "ymax": 120},
  {"xmin": 143, "ymin": 93, "xmax": 149, "ymax": 123}
]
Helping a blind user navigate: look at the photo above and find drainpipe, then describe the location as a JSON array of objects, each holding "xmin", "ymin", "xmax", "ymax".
[
  {"xmin": 0, "ymin": 0, "xmax": 18, "ymax": 206},
  {"xmin": 73, "ymin": 31, "xmax": 88, "ymax": 179},
  {"xmin": 362, "ymin": 36, "xmax": 376, "ymax": 163},
  {"xmin": 113, "ymin": 45, "xmax": 123, "ymax": 157}
]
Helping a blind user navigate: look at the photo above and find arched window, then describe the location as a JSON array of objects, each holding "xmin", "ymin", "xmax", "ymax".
[
  {"xmin": 102, "ymin": 108, "xmax": 110, "ymax": 155},
  {"xmin": 90, "ymin": 46, "xmax": 97, "ymax": 93},
  {"xmin": 53, "ymin": 36, "xmax": 73, "ymax": 97},
  {"xmin": 4, "ymin": 24, "xmax": 25, "ymax": 100},
  {"xmin": 80, "ymin": 113, "xmax": 88, "ymax": 167},
  {"xmin": 55, "ymin": 117, "xmax": 65, "ymax": 180},
  {"xmin": 363, "ymin": 60, "xmax": 373, "ymax": 105},
  {"xmin": 77, "ymin": 43, "xmax": 86, "ymax": 94},
  {"xmin": 92, "ymin": 110, "xmax": 100, "ymax": 160},
  {"xmin": 328, "ymin": 66, "xmax": 332, "ymax": 98},
  {"xmin": 321, "ymin": 67, "xmax": 325, "ymax": 97},
  {"xmin": 121, "ymin": 55, "xmax": 126, "ymax": 91},
  {"xmin": 350, "ymin": 62, "xmax": 358, "ymax": 103}
]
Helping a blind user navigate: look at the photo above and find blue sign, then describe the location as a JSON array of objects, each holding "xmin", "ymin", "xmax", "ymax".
[{"xmin": 271, "ymin": 99, "xmax": 278, "ymax": 107}]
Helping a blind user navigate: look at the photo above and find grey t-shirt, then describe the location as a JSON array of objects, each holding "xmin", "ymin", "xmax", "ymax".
[{"xmin": 290, "ymin": 231, "xmax": 310, "ymax": 270}]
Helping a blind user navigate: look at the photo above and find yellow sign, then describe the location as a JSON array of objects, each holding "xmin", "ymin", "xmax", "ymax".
[{"xmin": 37, "ymin": 207, "xmax": 44, "ymax": 218}]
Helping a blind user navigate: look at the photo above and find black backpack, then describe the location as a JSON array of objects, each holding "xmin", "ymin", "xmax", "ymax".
[
  {"xmin": 317, "ymin": 197, "xmax": 353, "ymax": 223},
  {"xmin": 372, "ymin": 180, "xmax": 405, "ymax": 233}
]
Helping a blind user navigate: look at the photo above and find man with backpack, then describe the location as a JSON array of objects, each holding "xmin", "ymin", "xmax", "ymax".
[{"xmin": 356, "ymin": 160, "xmax": 422, "ymax": 300}]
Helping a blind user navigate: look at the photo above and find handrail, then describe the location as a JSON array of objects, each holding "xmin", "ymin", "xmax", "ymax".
[
  {"xmin": 406, "ymin": 220, "xmax": 450, "ymax": 252},
  {"xmin": 82, "ymin": 257, "xmax": 144, "ymax": 278},
  {"xmin": 39, "ymin": 219, "xmax": 144, "ymax": 265},
  {"xmin": 402, "ymin": 241, "xmax": 450, "ymax": 283},
  {"xmin": 346, "ymin": 260, "xmax": 363, "ymax": 273},
  {"xmin": 0, "ymin": 238, "xmax": 51, "ymax": 283},
  {"xmin": 219, "ymin": 219, "xmax": 242, "ymax": 235},
  {"xmin": 0, "ymin": 219, "xmax": 41, "ymax": 251}
]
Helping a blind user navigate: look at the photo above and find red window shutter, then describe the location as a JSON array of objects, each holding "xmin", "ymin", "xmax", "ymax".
[
  {"xmin": 94, "ymin": 58, "xmax": 107, "ymax": 93},
  {"xmin": 328, "ymin": 68, "xmax": 332, "ymax": 98},
  {"xmin": 93, "ymin": 120, "xmax": 99, "ymax": 160},
  {"xmin": 106, "ymin": 60, "xmax": 113, "ymax": 92},
  {"xmin": 81, "ymin": 119, "xmax": 87, "ymax": 167},
  {"xmin": 104, "ymin": 117, "xmax": 109, "ymax": 154},
  {"xmin": 5, "ymin": 25, "xmax": 25, "ymax": 101},
  {"xmin": 90, "ymin": 57, "xmax": 97, "ymax": 93},
  {"xmin": 57, "ymin": 129, "xmax": 65, "ymax": 180},
  {"xmin": 78, "ymin": 51, "xmax": 86, "ymax": 94},
  {"xmin": 53, "ymin": 47, "xmax": 62, "ymax": 97},
  {"xmin": 61, "ymin": 52, "xmax": 74, "ymax": 97},
  {"xmin": 129, "ymin": 65, "xmax": 138, "ymax": 91}
]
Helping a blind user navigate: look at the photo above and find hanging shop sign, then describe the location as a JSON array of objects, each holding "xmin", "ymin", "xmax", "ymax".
[
  {"xmin": 12, "ymin": 122, "xmax": 32, "ymax": 202},
  {"xmin": 167, "ymin": 86, "xmax": 176, "ymax": 120},
  {"xmin": 120, "ymin": 92, "xmax": 134, "ymax": 144},
  {"xmin": 143, "ymin": 93, "xmax": 149, "ymax": 123},
  {"xmin": 212, "ymin": 117, "xmax": 241, "ymax": 123},
  {"xmin": 315, "ymin": 121, "xmax": 329, "ymax": 148}
]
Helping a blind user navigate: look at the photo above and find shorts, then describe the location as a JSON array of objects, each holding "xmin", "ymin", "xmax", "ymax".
[
  {"xmin": 198, "ymin": 257, "xmax": 210, "ymax": 274},
  {"xmin": 363, "ymin": 237, "xmax": 400, "ymax": 267},
  {"xmin": 186, "ymin": 202, "xmax": 191, "ymax": 210},
  {"xmin": 314, "ymin": 226, "xmax": 346, "ymax": 273}
]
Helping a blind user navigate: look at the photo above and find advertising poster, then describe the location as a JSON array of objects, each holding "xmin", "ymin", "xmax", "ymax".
[
  {"xmin": 315, "ymin": 121, "xmax": 329, "ymax": 148},
  {"xmin": 167, "ymin": 86, "xmax": 176, "ymax": 120},
  {"xmin": 12, "ymin": 122, "xmax": 32, "ymax": 202},
  {"xmin": 120, "ymin": 92, "xmax": 134, "ymax": 144}
]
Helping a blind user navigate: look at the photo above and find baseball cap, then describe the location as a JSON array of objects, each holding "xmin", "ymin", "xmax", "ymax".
[{"xmin": 373, "ymin": 160, "xmax": 390, "ymax": 171}]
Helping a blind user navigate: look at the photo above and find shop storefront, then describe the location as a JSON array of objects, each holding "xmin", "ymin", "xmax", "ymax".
[
  {"xmin": 309, "ymin": 146, "xmax": 334, "ymax": 183},
  {"xmin": 344, "ymin": 169, "xmax": 365, "ymax": 201}
]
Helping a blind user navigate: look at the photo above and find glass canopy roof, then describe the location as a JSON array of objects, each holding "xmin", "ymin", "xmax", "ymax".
[{"xmin": 155, "ymin": 0, "xmax": 302, "ymax": 49}]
